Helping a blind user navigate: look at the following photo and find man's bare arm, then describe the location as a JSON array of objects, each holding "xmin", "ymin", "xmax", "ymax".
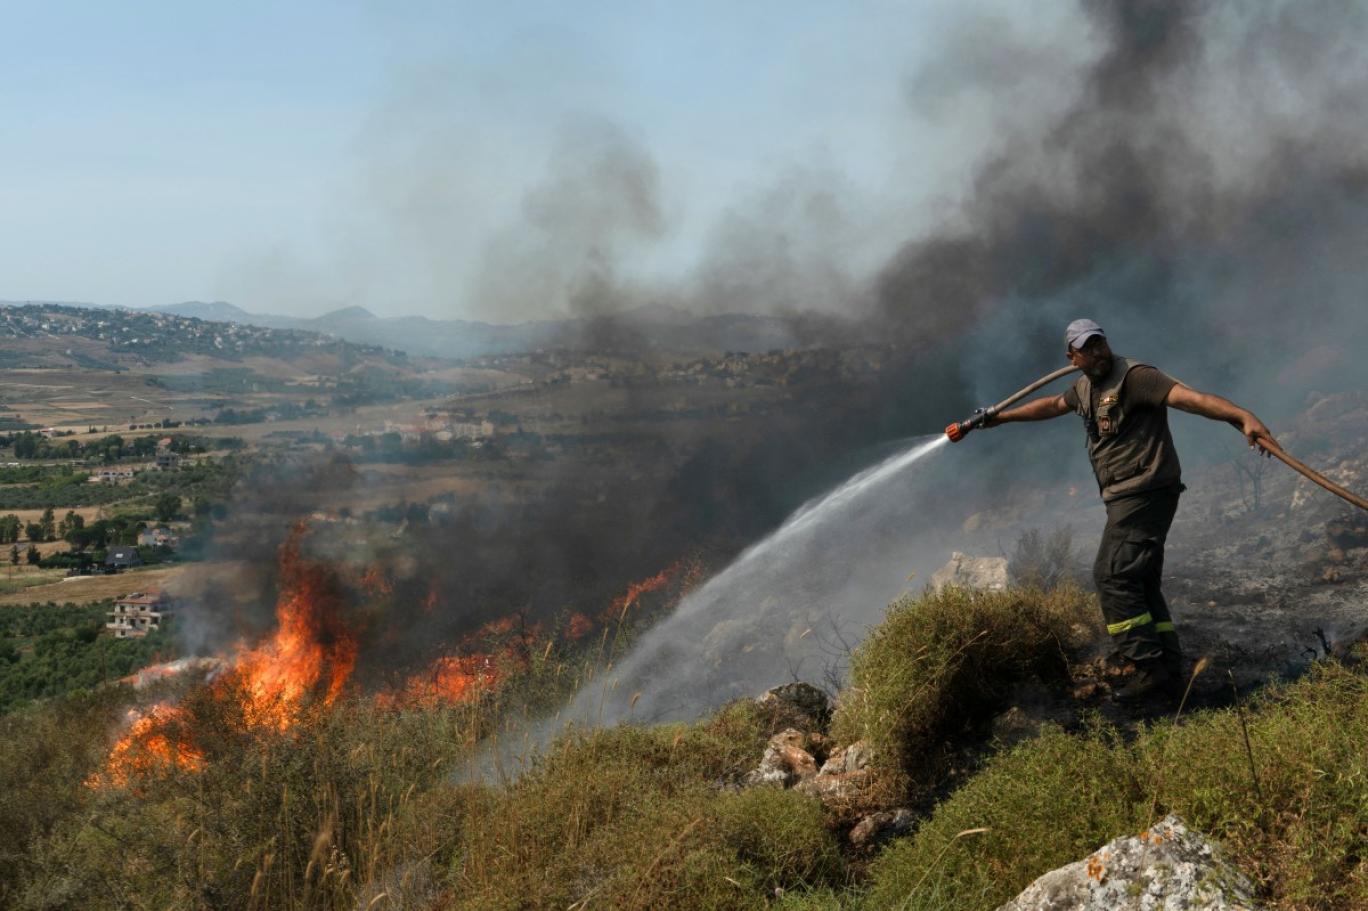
[
  {"xmin": 1166, "ymin": 384, "xmax": 1277, "ymax": 451},
  {"xmin": 987, "ymin": 394, "xmax": 1071, "ymax": 426}
]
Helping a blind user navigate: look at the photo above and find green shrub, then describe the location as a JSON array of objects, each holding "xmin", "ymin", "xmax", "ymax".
[
  {"xmin": 861, "ymin": 663, "xmax": 1368, "ymax": 910},
  {"xmin": 830, "ymin": 585, "xmax": 1097, "ymax": 796}
]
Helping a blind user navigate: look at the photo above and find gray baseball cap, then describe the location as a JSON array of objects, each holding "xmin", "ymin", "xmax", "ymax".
[{"xmin": 1065, "ymin": 318, "xmax": 1106, "ymax": 350}]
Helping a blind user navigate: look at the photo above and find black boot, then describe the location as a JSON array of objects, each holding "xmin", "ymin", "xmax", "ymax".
[
  {"xmin": 1112, "ymin": 659, "xmax": 1181, "ymax": 704},
  {"xmin": 1159, "ymin": 628, "xmax": 1184, "ymax": 679}
]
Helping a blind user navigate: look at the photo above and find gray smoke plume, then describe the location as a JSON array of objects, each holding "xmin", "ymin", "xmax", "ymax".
[
  {"xmin": 469, "ymin": 118, "xmax": 666, "ymax": 325},
  {"xmin": 689, "ymin": 163, "xmax": 876, "ymax": 319}
]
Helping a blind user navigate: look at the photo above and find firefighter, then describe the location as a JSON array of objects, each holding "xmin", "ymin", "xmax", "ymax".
[{"xmin": 984, "ymin": 319, "xmax": 1277, "ymax": 701}]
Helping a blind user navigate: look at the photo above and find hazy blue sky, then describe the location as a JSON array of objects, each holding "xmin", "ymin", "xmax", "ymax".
[{"xmin": 2, "ymin": 1, "xmax": 1088, "ymax": 320}]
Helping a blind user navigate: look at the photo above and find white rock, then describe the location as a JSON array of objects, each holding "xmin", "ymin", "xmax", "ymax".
[
  {"xmin": 743, "ymin": 729, "xmax": 819, "ymax": 789},
  {"xmin": 931, "ymin": 552, "xmax": 1009, "ymax": 592},
  {"xmin": 996, "ymin": 815, "xmax": 1262, "ymax": 911}
]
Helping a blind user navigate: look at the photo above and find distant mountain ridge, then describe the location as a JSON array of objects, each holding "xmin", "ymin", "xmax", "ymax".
[
  {"xmin": 146, "ymin": 300, "xmax": 261, "ymax": 324},
  {"xmin": 145, "ymin": 301, "xmax": 851, "ymax": 359}
]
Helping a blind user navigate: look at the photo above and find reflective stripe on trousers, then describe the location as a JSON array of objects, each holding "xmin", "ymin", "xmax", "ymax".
[{"xmin": 1094, "ymin": 487, "xmax": 1182, "ymax": 664}]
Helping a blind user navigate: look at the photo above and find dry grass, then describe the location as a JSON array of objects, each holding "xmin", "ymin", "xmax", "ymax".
[
  {"xmin": 448, "ymin": 707, "xmax": 845, "ymax": 910},
  {"xmin": 0, "ymin": 566, "xmax": 68, "ymax": 595},
  {"xmin": 2, "ymin": 506, "xmax": 108, "ymax": 526},
  {"xmin": 0, "ymin": 564, "xmax": 185, "ymax": 605}
]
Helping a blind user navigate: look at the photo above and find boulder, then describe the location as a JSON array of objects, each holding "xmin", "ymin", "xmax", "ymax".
[
  {"xmin": 996, "ymin": 815, "xmax": 1262, "ymax": 911},
  {"xmin": 848, "ymin": 808, "xmax": 917, "ymax": 849},
  {"xmin": 932, "ymin": 552, "xmax": 1009, "ymax": 592},
  {"xmin": 790, "ymin": 739, "xmax": 877, "ymax": 813},
  {"xmin": 817, "ymin": 740, "xmax": 871, "ymax": 776},
  {"xmin": 793, "ymin": 767, "xmax": 872, "ymax": 806},
  {"xmin": 756, "ymin": 681, "xmax": 832, "ymax": 733},
  {"xmin": 744, "ymin": 729, "xmax": 821, "ymax": 788}
]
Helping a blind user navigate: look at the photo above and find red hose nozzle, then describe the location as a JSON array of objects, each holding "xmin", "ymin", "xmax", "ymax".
[{"xmin": 946, "ymin": 407, "xmax": 992, "ymax": 443}]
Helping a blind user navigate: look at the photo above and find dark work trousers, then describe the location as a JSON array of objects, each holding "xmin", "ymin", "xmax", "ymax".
[{"xmin": 1093, "ymin": 486, "xmax": 1183, "ymax": 665}]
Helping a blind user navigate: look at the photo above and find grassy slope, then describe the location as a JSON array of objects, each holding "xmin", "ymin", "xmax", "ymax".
[
  {"xmin": 2, "ymin": 586, "xmax": 1366, "ymax": 909},
  {"xmin": 862, "ymin": 662, "xmax": 1368, "ymax": 909}
]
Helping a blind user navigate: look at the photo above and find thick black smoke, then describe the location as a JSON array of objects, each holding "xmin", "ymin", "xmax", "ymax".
[{"xmin": 879, "ymin": 0, "xmax": 1368, "ymax": 414}]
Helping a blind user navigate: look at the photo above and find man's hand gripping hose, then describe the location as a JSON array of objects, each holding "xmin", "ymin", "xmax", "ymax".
[
  {"xmin": 944, "ymin": 365, "xmax": 1081, "ymax": 443},
  {"xmin": 1251, "ymin": 435, "xmax": 1368, "ymax": 512}
]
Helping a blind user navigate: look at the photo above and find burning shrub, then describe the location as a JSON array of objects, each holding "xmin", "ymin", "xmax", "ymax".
[
  {"xmin": 20, "ymin": 688, "xmax": 487, "ymax": 911},
  {"xmin": 830, "ymin": 584, "xmax": 1097, "ymax": 799}
]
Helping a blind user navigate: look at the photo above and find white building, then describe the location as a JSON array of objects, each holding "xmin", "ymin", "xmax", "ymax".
[{"xmin": 106, "ymin": 589, "xmax": 174, "ymax": 639}]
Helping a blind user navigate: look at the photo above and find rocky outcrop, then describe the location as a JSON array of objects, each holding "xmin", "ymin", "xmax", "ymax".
[
  {"xmin": 817, "ymin": 740, "xmax": 870, "ymax": 776},
  {"xmin": 742, "ymin": 684, "xmax": 880, "ymax": 811},
  {"xmin": 793, "ymin": 738, "xmax": 877, "ymax": 815},
  {"xmin": 932, "ymin": 552, "xmax": 1009, "ymax": 591},
  {"xmin": 744, "ymin": 683, "xmax": 837, "ymax": 789},
  {"xmin": 755, "ymin": 681, "xmax": 832, "ymax": 732},
  {"xmin": 744, "ymin": 728, "xmax": 828, "ymax": 788},
  {"xmin": 996, "ymin": 815, "xmax": 1262, "ymax": 911}
]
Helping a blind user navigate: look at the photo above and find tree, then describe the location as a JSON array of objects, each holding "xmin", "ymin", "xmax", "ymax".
[
  {"xmin": 24, "ymin": 523, "xmax": 43, "ymax": 543},
  {"xmin": 58, "ymin": 510, "xmax": 83, "ymax": 539},
  {"xmin": 39, "ymin": 507, "xmax": 55, "ymax": 542},
  {"xmin": 25, "ymin": 544, "xmax": 39, "ymax": 565},
  {"xmin": 154, "ymin": 493, "xmax": 181, "ymax": 523},
  {"xmin": 12, "ymin": 432, "xmax": 38, "ymax": 459},
  {"xmin": 9, "ymin": 544, "xmax": 18, "ymax": 565},
  {"xmin": 0, "ymin": 514, "xmax": 18, "ymax": 544},
  {"xmin": 66, "ymin": 525, "xmax": 95, "ymax": 551}
]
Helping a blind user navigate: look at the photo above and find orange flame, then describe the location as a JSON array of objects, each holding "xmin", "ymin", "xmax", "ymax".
[
  {"xmin": 378, "ymin": 613, "xmax": 537, "ymax": 709},
  {"xmin": 97, "ymin": 524, "xmax": 359, "ymax": 785},
  {"xmin": 228, "ymin": 527, "xmax": 358, "ymax": 730},
  {"xmin": 96, "ymin": 536, "xmax": 695, "ymax": 785},
  {"xmin": 565, "ymin": 612, "xmax": 594, "ymax": 640},
  {"xmin": 607, "ymin": 561, "xmax": 682, "ymax": 621},
  {"xmin": 88, "ymin": 703, "xmax": 203, "ymax": 788},
  {"xmin": 381, "ymin": 654, "xmax": 501, "ymax": 708}
]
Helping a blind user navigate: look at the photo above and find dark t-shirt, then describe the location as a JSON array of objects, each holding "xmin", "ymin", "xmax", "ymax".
[
  {"xmin": 1062, "ymin": 365, "xmax": 1177, "ymax": 412},
  {"xmin": 1063, "ymin": 362, "xmax": 1182, "ymax": 501}
]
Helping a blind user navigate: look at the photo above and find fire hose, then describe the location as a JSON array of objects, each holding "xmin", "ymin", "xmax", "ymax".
[
  {"xmin": 943, "ymin": 365, "xmax": 1081, "ymax": 442},
  {"xmin": 1251, "ymin": 436, "xmax": 1368, "ymax": 512},
  {"xmin": 945, "ymin": 365, "xmax": 1368, "ymax": 512}
]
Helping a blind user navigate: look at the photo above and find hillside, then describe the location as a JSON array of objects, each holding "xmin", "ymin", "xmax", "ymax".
[
  {"xmin": 0, "ymin": 302, "xmax": 392, "ymax": 368},
  {"xmin": 149, "ymin": 300, "xmax": 859, "ymax": 359},
  {"xmin": 0, "ymin": 303, "xmax": 537, "ymax": 432}
]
